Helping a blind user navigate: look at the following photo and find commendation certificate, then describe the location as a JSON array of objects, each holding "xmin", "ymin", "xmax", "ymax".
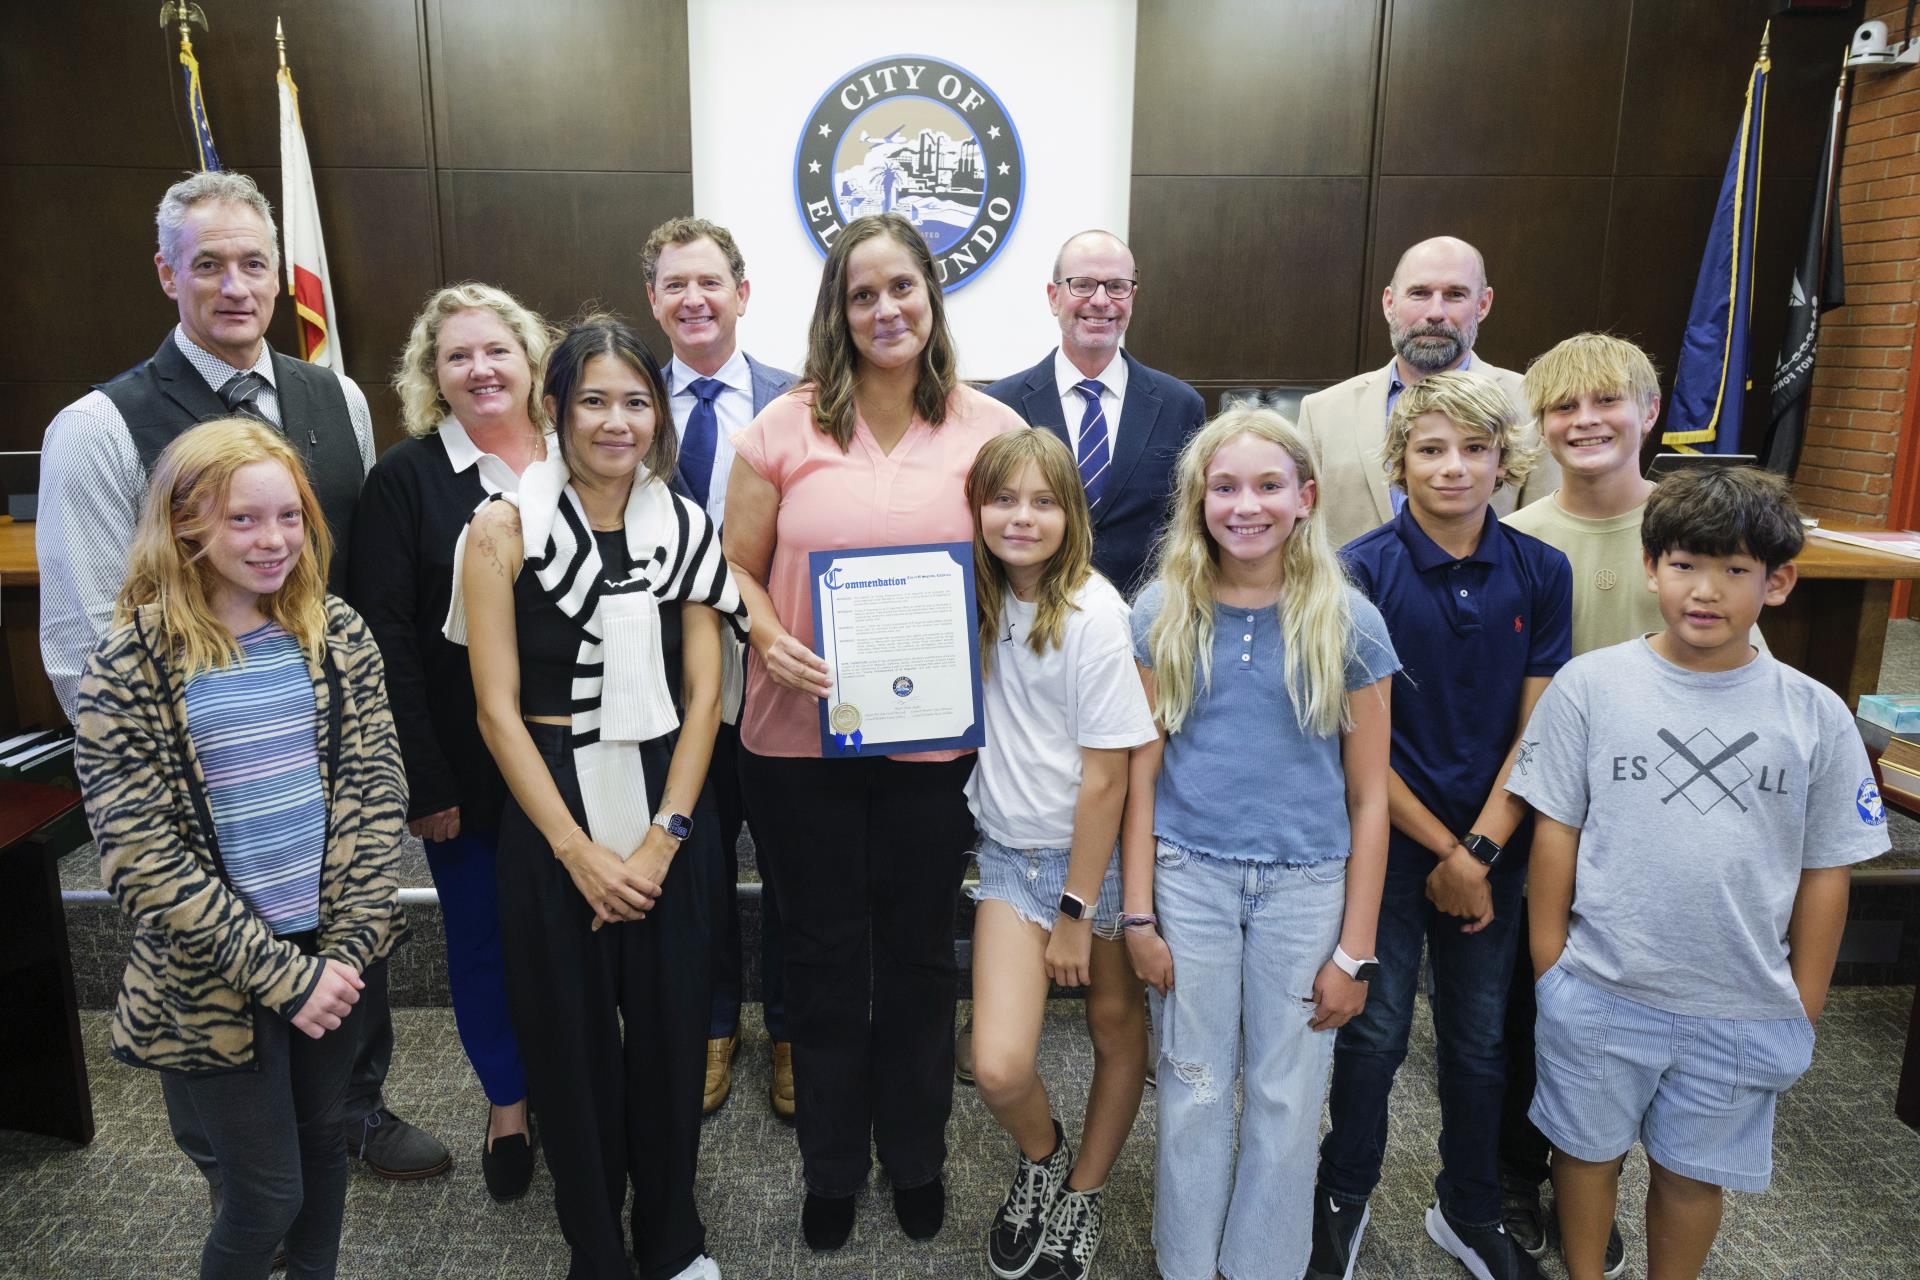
[{"xmin": 808, "ymin": 542, "xmax": 985, "ymax": 756}]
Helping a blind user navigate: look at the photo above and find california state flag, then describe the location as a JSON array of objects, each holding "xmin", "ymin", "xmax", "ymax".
[{"xmin": 277, "ymin": 64, "xmax": 341, "ymax": 367}]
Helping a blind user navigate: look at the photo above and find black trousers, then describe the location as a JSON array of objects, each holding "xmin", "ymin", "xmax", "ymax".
[
  {"xmin": 738, "ymin": 747, "xmax": 975, "ymax": 1198},
  {"xmin": 498, "ymin": 723, "xmax": 712, "ymax": 1280},
  {"xmin": 161, "ymin": 996, "xmax": 362, "ymax": 1280},
  {"xmin": 1498, "ymin": 895, "xmax": 1553, "ymax": 1186},
  {"xmin": 708, "ymin": 720, "xmax": 788, "ymax": 1041}
]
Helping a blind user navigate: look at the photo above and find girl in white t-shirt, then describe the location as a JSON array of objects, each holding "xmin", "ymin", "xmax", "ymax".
[{"xmin": 963, "ymin": 429, "xmax": 1158, "ymax": 1280}]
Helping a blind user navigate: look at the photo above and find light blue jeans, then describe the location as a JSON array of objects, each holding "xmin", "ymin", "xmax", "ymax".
[{"xmin": 1149, "ymin": 840, "xmax": 1349, "ymax": 1280}]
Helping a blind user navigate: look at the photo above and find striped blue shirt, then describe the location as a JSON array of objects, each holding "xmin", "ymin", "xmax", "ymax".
[{"xmin": 183, "ymin": 622, "xmax": 327, "ymax": 935}]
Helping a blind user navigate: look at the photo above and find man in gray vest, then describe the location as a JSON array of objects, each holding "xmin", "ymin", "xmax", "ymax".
[{"xmin": 36, "ymin": 170, "xmax": 450, "ymax": 1183}]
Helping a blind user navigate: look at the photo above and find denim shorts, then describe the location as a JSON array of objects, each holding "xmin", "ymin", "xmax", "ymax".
[
  {"xmin": 969, "ymin": 834, "xmax": 1124, "ymax": 940},
  {"xmin": 1528, "ymin": 961, "xmax": 1815, "ymax": 1192}
]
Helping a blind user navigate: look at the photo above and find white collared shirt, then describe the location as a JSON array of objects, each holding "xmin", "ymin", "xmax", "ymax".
[
  {"xmin": 1052, "ymin": 348, "xmax": 1129, "ymax": 456},
  {"xmin": 667, "ymin": 348, "xmax": 753, "ymax": 526},
  {"xmin": 437, "ymin": 415, "xmax": 537, "ymax": 498}
]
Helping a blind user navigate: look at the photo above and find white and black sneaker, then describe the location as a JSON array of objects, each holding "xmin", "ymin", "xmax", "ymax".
[
  {"xmin": 1306, "ymin": 1190, "xmax": 1370, "ymax": 1280},
  {"xmin": 987, "ymin": 1120, "xmax": 1072, "ymax": 1279},
  {"xmin": 1027, "ymin": 1183, "xmax": 1102, "ymax": 1280},
  {"xmin": 1425, "ymin": 1200, "xmax": 1544, "ymax": 1280}
]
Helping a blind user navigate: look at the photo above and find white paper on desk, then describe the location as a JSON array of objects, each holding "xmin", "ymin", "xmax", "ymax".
[{"xmin": 1809, "ymin": 527, "xmax": 1920, "ymax": 560}]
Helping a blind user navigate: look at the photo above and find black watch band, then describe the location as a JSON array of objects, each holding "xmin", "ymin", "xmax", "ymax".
[{"xmin": 1461, "ymin": 832, "xmax": 1503, "ymax": 868}]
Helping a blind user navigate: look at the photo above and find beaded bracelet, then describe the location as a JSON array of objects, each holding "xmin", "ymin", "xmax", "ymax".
[{"xmin": 553, "ymin": 824, "xmax": 585, "ymax": 856}]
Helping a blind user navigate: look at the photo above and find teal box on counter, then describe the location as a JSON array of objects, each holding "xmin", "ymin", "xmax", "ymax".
[{"xmin": 1858, "ymin": 693, "xmax": 1920, "ymax": 734}]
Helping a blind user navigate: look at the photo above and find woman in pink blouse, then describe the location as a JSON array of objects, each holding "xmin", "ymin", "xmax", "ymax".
[{"xmin": 725, "ymin": 213, "xmax": 1021, "ymax": 1251}]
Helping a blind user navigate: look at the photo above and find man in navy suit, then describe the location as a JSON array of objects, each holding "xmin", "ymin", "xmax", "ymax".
[
  {"xmin": 984, "ymin": 229, "xmax": 1207, "ymax": 599},
  {"xmin": 642, "ymin": 216, "xmax": 797, "ymax": 1120}
]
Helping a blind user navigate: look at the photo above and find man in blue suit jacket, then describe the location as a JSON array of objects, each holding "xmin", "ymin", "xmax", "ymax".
[
  {"xmin": 984, "ymin": 230, "xmax": 1207, "ymax": 599},
  {"xmin": 643, "ymin": 216, "xmax": 798, "ymax": 1120}
]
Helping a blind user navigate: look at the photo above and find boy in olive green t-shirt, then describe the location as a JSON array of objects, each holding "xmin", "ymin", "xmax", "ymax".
[{"xmin": 1494, "ymin": 331, "xmax": 1663, "ymax": 1275}]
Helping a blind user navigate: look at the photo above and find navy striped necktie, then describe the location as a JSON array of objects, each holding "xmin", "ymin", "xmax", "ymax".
[{"xmin": 1073, "ymin": 379, "xmax": 1110, "ymax": 510}]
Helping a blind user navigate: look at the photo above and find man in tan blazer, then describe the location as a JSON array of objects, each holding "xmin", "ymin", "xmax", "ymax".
[{"xmin": 1299, "ymin": 236, "xmax": 1561, "ymax": 549}]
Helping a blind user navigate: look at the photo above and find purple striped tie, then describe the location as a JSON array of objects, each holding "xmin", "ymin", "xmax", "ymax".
[{"xmin": 1073, "ymin": 379, "xmax": 1110, "ymax": 510}]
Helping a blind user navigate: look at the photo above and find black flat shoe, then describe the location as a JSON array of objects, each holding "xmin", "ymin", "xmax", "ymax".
[
  {"xmin": 893, "ymin": 1177, "xmax": 945, "ymax": 1241},
  {"xmin": 481, "ymin": 1118, "xmax": 534, "ymax": 1203},
  {"xmin": 803, "ymin": 1190, "xmax": 856, "ymax": 1251}
]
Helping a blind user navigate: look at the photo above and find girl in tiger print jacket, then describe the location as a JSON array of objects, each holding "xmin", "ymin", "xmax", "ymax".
[{"xmin": 75, "ymin": 593, "xmax": 410, "ymax": 1075}]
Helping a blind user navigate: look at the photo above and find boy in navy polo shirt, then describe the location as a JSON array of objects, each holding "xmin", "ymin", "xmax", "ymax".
[
  {"xmin": 1309, "ymin": 370, "xmax": 1571, "ymax": 1280},
  {"xmin": 1508, "ymin": 468, "xmax": 1886, "ymax": 1280}
]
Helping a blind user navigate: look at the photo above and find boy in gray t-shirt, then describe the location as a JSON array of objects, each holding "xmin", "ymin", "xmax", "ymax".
[{"xmin": 1505, "ymin": 467, "xmax": 1887, "ymax": 1280}]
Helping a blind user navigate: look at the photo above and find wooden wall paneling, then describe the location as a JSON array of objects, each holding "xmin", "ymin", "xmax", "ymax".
[
  {"xmin": 0, "ymin": 167, "xmax": 187, "ymax": 387},
  {"xmin": 307, "ymin": 168, "xmax": 442, "ymax": 448},
  {"xmin": 1132, "ymin": 0, "xmax": 1382, "ymax": 177},
  {"xmin": 1126, "ymin": 176, "xmax": 1369, "ymax": 384},
  {"xmin": 3, "ymin": 1, "xmax": 430, "ymax": 170},
  {"xmin": 436, "ymin": 170, "xmax": 696, "ymax": 357},
  {"xmin": 426, "ymin": 0, "xmax": 691, "ymax": 173},
  {"xmin": 1366, "ymin": 176, "xmax": 1613, "ymax": 375},
  {"xmin": 0, "ymin": 385, "xmax": 99, "ymax": 454},
  {"xmin": 1595, "ymin": 176, "xmax": 1722, "ymax": 398},
  {"xmin": 1616, "ymin": 0, "xmax": 1859, "ymax": 178},
  {"xmin": 2, "ymin": 2, "xmax": 208, "ymax": 166},
  {"xmin": 1377, "ymin": 0, "xmax": 1632, "ymax": 177}
]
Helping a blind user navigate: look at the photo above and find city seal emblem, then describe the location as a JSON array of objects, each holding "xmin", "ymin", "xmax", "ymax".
[
  {"xmin": 829, "ymin": 703, "xmax": 863, "ymax": 735},
  {"xmin": 793, "ymin": 55, "xmax": 1025, "ymax": 292}
]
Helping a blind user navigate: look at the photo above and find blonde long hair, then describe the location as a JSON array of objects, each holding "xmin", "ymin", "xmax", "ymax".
[
  {"xmin": 1145, "ymin": 406, "xmax": 1354, "ymax": 737},
  {"xmin": 116, "ymin": 418, "xmax": 332, "ymax": 679},
  {"xmin": 393, "ymin": 282, "xmax": 554, "ymax": 438},
  {"xmin": 968, "ymin": 429, "xmax": 1095, "ymax": 675}
]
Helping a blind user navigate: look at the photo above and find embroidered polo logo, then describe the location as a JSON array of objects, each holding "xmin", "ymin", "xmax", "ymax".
[
  {"xmin": 1595, "ymin": 568, "xmax": 1618, "ymax": 591},
  {"xmin": 1513, "ymin": 615, "xmax": 1523, "ymax": 633}
]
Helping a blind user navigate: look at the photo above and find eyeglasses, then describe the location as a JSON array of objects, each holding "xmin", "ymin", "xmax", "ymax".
[{"xmin": 1054, "ymin": 276, "xmax": 1138, "ymax": 300}]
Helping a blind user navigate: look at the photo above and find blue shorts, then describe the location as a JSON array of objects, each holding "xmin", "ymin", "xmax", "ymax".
[
  {"xmin": 969, "ymin": 834, "xmax": 1124, "ymax": 940},
  {"xmin": 1528, "ymin": 962, "xmax": 1815, "ymax": 1192}
]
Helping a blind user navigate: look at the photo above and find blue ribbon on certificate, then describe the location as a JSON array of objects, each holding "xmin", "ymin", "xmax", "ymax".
[{"xmin": 833, "ymin": 728, "xmax": 863, "ymax": 754}]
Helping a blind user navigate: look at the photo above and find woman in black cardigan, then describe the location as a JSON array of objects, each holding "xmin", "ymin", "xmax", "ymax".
[{"xmin": 348, "ymin": 282, "xmax": 552, "ymax": 1201}]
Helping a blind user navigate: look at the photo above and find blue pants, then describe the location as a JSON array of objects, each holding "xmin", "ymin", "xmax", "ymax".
[
  {"xmin": 1317, "ymin": 843, "xmax": 1527, "ymax": 1227},
  {"xmin": 426, "ymin": 826, "xmax": 527, "ymax": 1106}
]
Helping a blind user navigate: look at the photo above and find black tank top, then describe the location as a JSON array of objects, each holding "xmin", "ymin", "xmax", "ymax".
[{"xmin": 514, "ymin": 528, "xmax": 630, "ymax": 717}]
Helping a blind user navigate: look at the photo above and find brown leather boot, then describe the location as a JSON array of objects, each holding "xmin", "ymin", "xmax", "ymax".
[
  {"xmin": 703, "ymin": 1030, "xmax": 739, "ymax": 1114},
  {"xmin": 769, "ymin": 1040, "xmax": 796, "ymax": 1122}
]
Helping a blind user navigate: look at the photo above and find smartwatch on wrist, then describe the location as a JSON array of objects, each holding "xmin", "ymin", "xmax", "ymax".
[
  {"xmin": 1058, "ymin": 891, "xmax": 1088, "ymax": 921},
  {"xmin": 651, "ymin": 811, "xmax": 693, "ymax": 841},
  {"xmin": 1460, "ymin": 832, "xmax": 1504, "ymax": 868},
  {"xmin": 1333, "ymin": 944, "xmax": 1380, "ymax": 984}
]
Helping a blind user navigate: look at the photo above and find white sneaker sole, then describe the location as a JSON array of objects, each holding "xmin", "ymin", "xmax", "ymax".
[
  {"xmin": 1325, "ymin": 1203, "xmax": 1370, "ymax": 1280},
  {"xmin": 1425, "ymin": 1203, "xmax": 1497, "ymax": 1280}
]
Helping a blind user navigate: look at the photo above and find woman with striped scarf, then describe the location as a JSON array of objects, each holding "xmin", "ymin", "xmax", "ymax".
[{"xmin": 459, "ymin": 315, "xmax": 743, "ymax": 1280}]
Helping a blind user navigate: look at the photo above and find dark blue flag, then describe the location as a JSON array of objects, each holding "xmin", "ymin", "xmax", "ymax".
[
  {"xmin": 180, "ymin": 31, "xmax": 222, "ymax": 172},
  {"xmin": 1664, "ymin": 34, "xmax": 1770, "ymax": 454}
]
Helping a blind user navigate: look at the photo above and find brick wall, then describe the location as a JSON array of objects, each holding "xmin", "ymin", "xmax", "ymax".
[{"xmin": 1794, "ymin": 0, "xmax": 1920, "ymax": 524}]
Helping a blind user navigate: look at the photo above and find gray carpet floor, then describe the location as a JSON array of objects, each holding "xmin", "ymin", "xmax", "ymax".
[{"xmin": 3, "ymin": 988, "xmax": 1918, "ymax": 1279}]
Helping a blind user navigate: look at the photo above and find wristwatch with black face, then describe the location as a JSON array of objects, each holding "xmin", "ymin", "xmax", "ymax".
[
  {"xmin": 1461, "ymin": 832, "xmax": 1504, "ymax": 868},
  {"xmin": 1333, "ymin": 945, "xmax": 1380, "ymax": 984},
  {"xmin": 1058, "ymin": 891, "xmax": 1088, "ymax": 921},
  {"xmin": 652, "ymin": 811, "xmax": 693, "ymax": 841}
]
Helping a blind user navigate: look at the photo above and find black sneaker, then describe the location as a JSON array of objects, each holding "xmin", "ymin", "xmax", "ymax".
[
  {"xmin": 1306, "ymin": 1190, "xmax": 1370, "ymax": 1280},
  {"xmin": 1026, "ymin": 1184, "xmax": 1102, "ymax": 1280},
  {"xmin": 1500, "ymin": 1175, "xmax": 1547, "ymax": 1259},
  {"xmin": 987, "ymin": 1120, "xmax": 1072, "ymax": 1278},
  {"xmin": 1550, "ymin": 1202, "xmax": 1627, "ymax": 1279},
  {"xmin": 1425, "ymin": 1200, "xmax": 1543, "ymax": 1280}
]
